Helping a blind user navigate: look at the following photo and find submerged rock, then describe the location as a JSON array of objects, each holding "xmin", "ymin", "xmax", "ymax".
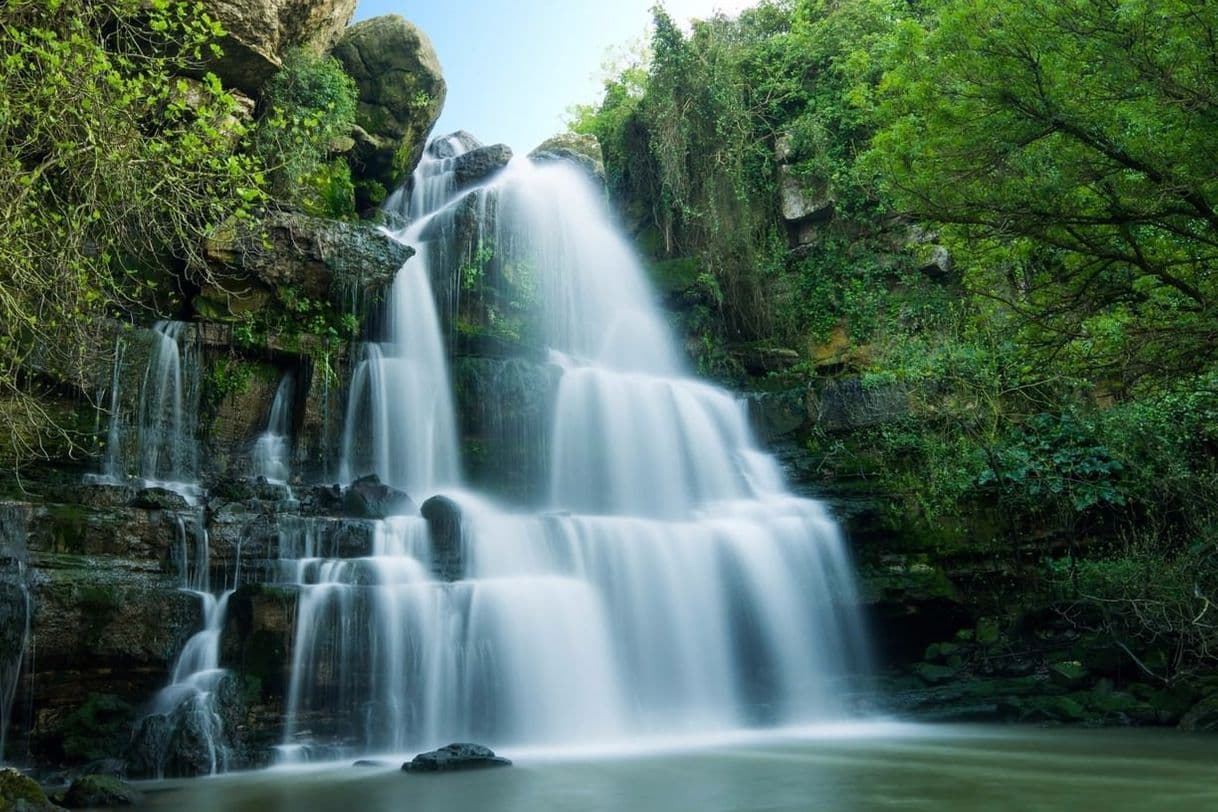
[
  {"xmin": 401, "ymin": 743, "xmax": 511, "ymax": 773},
  {"xmin": 61, "ymin": 775, "xmax": 140, "ymax": 808}
]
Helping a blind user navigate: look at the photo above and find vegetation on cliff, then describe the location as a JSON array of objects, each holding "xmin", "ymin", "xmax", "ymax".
[{"xmin": 576, "ymin": 0, "xmax": 1218, "ymax": 689}]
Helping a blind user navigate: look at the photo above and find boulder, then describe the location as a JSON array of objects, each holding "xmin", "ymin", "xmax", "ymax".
[
  {"xmin": 401, "ymin": 743, "xmax": 511, "ymax": 773},
  {"xmin": 808, "ymin": 377, "xmax": 909, "ymax": 434},
  {"xmin": 200, "ymin": 0, "xmax": 357, "ymax": 93},
  {"xmin": 1179, "ymin": 693, "xmax": 1218, "ymax": 732},
  {"xmin": 428, "ymin": 131, "xmax": 483, "ymax": 159},
  {"xmin": 0, "ymin": 767, "xmax": 55, "ymax": 811},
  {"xmin": 61, "ymin": 775, "xmax": 141, "ymax": 808},
  {"xmin": 529, "ymin": 133, "xmax": 605, "ymax": 183},
  {"xmin": 450, "ymin": 144, "xmax": 514, "ymax": 193},
  {"xmin": 331, "ymin": 15, "xmax": 446, "ymax": 201},
  {"xmin": 200, "ymin": 212, "xmax": 412, "ymax": 318},
  {"xmin": 420, "ymin": 495, "xmax": 462, "ymax": 581},
  {"xmin": 342, "ymin": 475, "xmax": 415, "ymax": 519}
]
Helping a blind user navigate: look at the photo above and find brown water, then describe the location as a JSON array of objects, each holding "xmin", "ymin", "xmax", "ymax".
[{"xmin": 138, "ymin": 724, "xmax": 1218, "ymax": 811}]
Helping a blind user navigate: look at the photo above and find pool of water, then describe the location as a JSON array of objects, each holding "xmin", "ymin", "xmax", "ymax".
[{"xmin": 138, "ymin": 724, "xmax": 1218, "ymax": 811}]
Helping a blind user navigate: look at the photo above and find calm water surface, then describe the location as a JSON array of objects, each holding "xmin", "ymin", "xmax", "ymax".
[{"xmin": 139, "ymin": 724, "xmax": 1218, "ymax": 811}]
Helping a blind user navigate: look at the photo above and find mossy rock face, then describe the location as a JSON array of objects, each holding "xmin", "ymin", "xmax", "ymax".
[
  {"xmin": 0, "ymin": 767, "xmax": 55, "ymax": 811},
  {"xmin": 331, "ymin": 15, "xmax": 446, "ymax": 196},
  {"xmin": 60, "ymin": 694, "xmax": 136, "ymax": 765}
]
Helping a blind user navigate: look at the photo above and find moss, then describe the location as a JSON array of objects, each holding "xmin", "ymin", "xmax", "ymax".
[
  {"xmin": 60, "ymin": 693, "xmax": 136, "ymax": 764},
  {"xmin": 0, "ymin": 767, "xmax": 51, "ymax": 811},
  {"xmin": 45, "ymin": 504, "xmax": 88, "ymax": 554}
]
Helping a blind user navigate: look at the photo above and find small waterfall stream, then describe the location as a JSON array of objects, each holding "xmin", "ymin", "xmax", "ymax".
[
  {"xmin": 134, "ymin": 516, "xmax": 236, "ymax": 777},
  {"xmin": 252, "ymin": 373, "xmax": 295, "ymax": 485}
]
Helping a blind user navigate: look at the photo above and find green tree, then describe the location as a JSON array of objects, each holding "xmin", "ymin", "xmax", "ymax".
[{"xmin": 867, "ymin": 0, "xmax": 1218, "ymax": 384}]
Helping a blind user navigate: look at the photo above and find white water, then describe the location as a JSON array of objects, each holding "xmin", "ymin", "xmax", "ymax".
[
  {"xmin": 252, "ymin": 373, "xmax": 295, "ymax": 485},
  {"xmin": 337, "ymin": 138, "xmax": 468, "ymax": 493},
  {"xmin": 92, "ymin": 320, "xmax": 202, "ymax": 503},
  {"xmin": 138, "ymin": 516, "xmax": 235, "ymax": 777},
  {"xmin": 281, "ymin": 137, "xmax": 868, "ymax": 759}
]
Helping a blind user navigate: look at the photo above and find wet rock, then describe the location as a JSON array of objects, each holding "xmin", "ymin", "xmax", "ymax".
[
  {"xmin": 401, "ymin": 743, "xmax": 511, "ymax": 773},
  {"xmin": 450, "ymin": 144, "xmax": 514, "ymax": 193},
  {"xmin": 744, "ymin": 388, "xmax": 808, "ymax": 444},
  {"xmin": 809, "ymin": 377, "xmax": 909, "ymax": 433},
  {"xmin": 420, "ymin": 496, "xmax": 462, "ymax": 581},
  {"xmin": 353, "ymin": 759, "xmax": 393, "ymax": 768},
  {"xmin": 126, "ymin": 487, "xmax": 190, "ymax": 512},
  {"xmin": 732, "ymin": 346, "xmax": 801, "ymax": 376},
  {"xmin": 1178, "ymin": 693, "xmax": 1218, "ymax": 732},
  {"xmin": 127, "ymin": 673, "xmax": 246, "ymax": 779},
  {"xmin": 332, "ymin": 15, "xmax": 446, "ymax": 198},
  {"xmin": 61, "ymin": 775, "xmax": 140, "ymax": 808},
  {"xmin": 343, "ymin": 475, "xmax": 415, "ymax": 519},
  {"xmin": 0, "ymin": 767, "xmax": 56, "ymax": 811},
  {"xmin": 428, "ymin": 131, "xmax": 482, "ymax": 159}
]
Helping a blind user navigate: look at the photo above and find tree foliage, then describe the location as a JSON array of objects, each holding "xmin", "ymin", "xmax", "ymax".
[
  {"xmin": 0, "ymin": 0, "xmax": 262, "ymax": 467},
  {"xmin": 252, "ymin": 47, "xmax": 357, "ymax": 218},
  {"xmin": 867, "ymin": 0, "xmax": 1218, "ymax": 383}
]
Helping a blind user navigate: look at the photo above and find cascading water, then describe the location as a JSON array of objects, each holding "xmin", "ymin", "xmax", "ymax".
[
  {"xmin": 133, "ymin": 516, "xmax": 236, "ymax": 777},
  {"xmin": 280, "ymin": 137, "xmax": 869, "ymax": 759},
  {"xmin": 93, "ymin": 320, "xmax": 202, "ymax": 502},
  {"xmin": 252, "ymin": 373, "xmax": 295, "ymax": 485},
  {"xmin": 337, "ymin": 141, "xmax": 463, "ymax": 493}
]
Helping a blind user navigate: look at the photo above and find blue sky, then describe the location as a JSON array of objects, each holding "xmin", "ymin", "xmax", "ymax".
[{"xmin": 353, "ymin": 0, "xmax": 756, "ymax": 152}]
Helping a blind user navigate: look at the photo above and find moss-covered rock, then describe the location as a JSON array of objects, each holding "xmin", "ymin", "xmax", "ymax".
[
  {"xmin": 0, "ymin": 767, "xmax": 55, "ymax": 811},
  {"xmin": 331, "ymin": 15, "xmax": 446, "ymax": 200}
]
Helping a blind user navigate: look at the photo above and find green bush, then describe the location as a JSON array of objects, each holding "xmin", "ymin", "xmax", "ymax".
[{"xmin": 253, "ymin": 49, "xmax": 357, "ymax": 217}]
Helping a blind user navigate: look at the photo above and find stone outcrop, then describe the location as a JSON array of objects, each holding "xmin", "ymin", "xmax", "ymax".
[
  {"xmin": 201, "ymin": 0, "xmax": 358, "ymax": 93},
  {"xmin": 420, "ymin": 496, "xmax": 462, "ymax": 581},
  {"xmin": 331, "ymin": 15, "xmax": 446, "ymax": 206},
  {"xmin": 775, "ymin": 134, "xmax": 834, "ymax": 247},
  {"xmin": 449, "ymin": 144, "xmax": 514, "ymax": 193},
  {"xmin": 529, "ymin": 133, "xmax": 605, "ymax": 183},
  {"xmin": 200, "ymin": 212, "xmax": 412, "ymax": 319}
]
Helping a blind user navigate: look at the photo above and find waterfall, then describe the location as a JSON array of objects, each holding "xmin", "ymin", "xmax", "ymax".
[
  {"xmin": 133, "ymin": 516, "xmax": 236, "ymax": 777},
  {"xmin": 278, "ymin": 139, "xmax": 869, "ymax": 759},
  {"xmin": 336, "ymin": 139, "xmax": 470, "ymax": 495},
  {"xmin": 0, "ymin": 504, "xmax": 31, "ymax": 763},
  {"xmin": 93, "ymin": 320, "xmax": 202, "ymax": 502},
  {"xmin": 252, "ymin": 373, "xmax": 295, "ymax": 485}
]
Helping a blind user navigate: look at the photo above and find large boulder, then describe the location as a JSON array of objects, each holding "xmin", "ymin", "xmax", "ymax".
[
  {"xmin": 401, "ymin": 743, "xmax": 511, "ymax": 773},
  {"xmin": 201, "ymin": 0, "xmax": 357, "ymax": 93},
  {"xmin": 450, "ymin": 144, "xmax": 514, "ymax": 193},
  {"xmin": 331, "ymin": 15, "xmax": 446, "ymax": 206},
  {"xmin": 420, "ymin": 495, "xmax": 462, "ymax": 581},
  {"xmin": 61, "ymin": 775, "xmax": 141, "ymax": 808},
  {"xmin": 529, "ymin": 133, "xmax": 605, "ymax": 183},
  {"xmin": 342, "ymin": 475, "xmax": 415, "ymax": 519}
]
